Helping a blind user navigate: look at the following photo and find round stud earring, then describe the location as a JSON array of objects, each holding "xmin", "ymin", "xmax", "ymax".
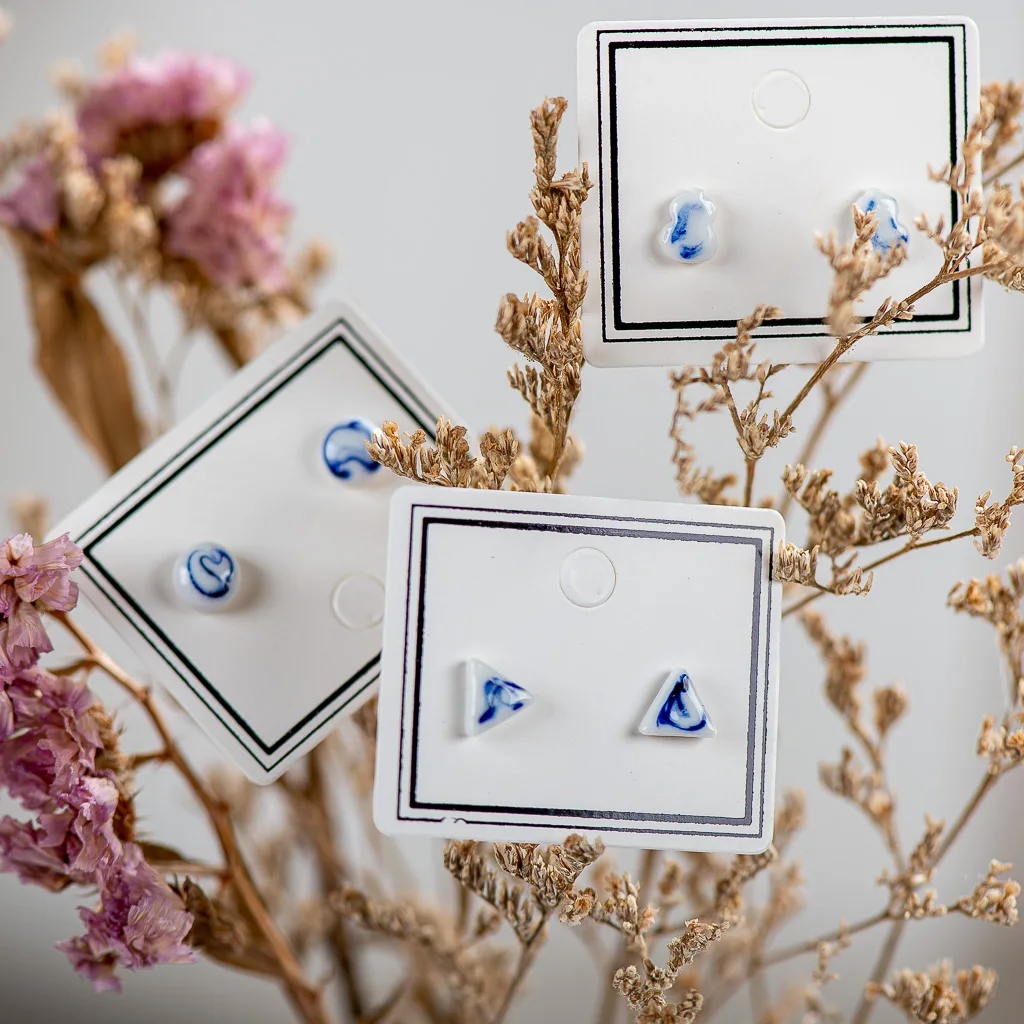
[
  {"xmin": 854, "ymin": 189, "xmax": 909, "ymax": 254},
  {"xmin": 322, "ymin": 419, "xmax": 382, "ymax": 481},
  {"xmin": 172, "ymin": 543, "xmax": 239, "ymax": 610},
  {"xmin": 658, "ymin": 189, "xmax": 719, "ymax": 264}
]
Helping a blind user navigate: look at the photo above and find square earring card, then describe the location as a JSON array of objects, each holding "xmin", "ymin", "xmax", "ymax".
[
  {"xmin": 578, "ymin": 16, "xmax": 981, "ymax": 367},
  {"xmin": 52, "ymin": 303, "xmax": 458, "ymax": 783},
  {"xmin": 373, "ymin": 487, "xmax": 784, "ymax": 854}
]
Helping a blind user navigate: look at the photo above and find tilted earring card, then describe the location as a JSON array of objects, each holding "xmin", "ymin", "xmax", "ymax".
[
  {"xmin": 52, "ymin": 303, "xmax": 458, "ymax": 784},
  {"xmin": 578, "ymin": 17, "xmax": 980, "ymax": 367},
  {"xmin": 374, "ymin": 487, "xmax": 784, "ymax": 853}
]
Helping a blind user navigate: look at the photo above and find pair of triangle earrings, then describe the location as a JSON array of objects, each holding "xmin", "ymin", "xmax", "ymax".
[{"xmin": 463, "ymin": 659, "xmax": 717, "ymax": 738}]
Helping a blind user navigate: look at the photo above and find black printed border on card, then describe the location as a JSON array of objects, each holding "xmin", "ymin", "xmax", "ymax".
[
  {"xmin": 397, "ymin": 505, "xmax": 775, "ymax": 839},
  {"xmin": 595, "ymin": 23, "xmax": 971, "ymax": 343},
  {"xmin": 71, "ymin": 318, "xmax": 438, "ymax": 773}
]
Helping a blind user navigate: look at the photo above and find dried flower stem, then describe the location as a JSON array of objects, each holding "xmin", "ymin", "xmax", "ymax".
[
  {"xmin": 984, "ymin": 148, "xmax": 1024, "ymax": 186},
  {"xmin": 782, "ymin": 265, "xmax": 988, "ymax": 424},
  {"xmin": 783, "ymin": 527, "xmax": 979, "ymax": 618},
  {"xmin": 778, "ymin": 363, "xmax": 869, "ymax": 518},
  {"xmin": 53, "ymin": 613, "xmax": 327, "ymax": 1024},
  {"xmin": 492, "ymin": 910, "xmax": 551, "ymax": 1024}
]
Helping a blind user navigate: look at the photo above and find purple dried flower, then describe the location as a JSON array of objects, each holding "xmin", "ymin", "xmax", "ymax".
[
  {"xmin": 0, "ymin": 156, "xmax": 59, "ymax": 235},
  {"xmin": 0, "ymin": 533, "xmax": 83, "ymax": 680},
  {"xmin": 58, "ymin": 842, "xmax": 194, "ymax": 992},
  {"xmin": 0, "ymin": 669, "xmax": 123, "ymax": 886},
  {"xmin": 77, "ymin": 51, "xmax": 249, "ymax": 167},
  {"xmin": 166, "ymin": 119, "xmax": 292, "ymax": 291}
]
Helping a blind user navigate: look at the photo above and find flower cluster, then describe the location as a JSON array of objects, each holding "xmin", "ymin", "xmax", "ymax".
[
  {"xmin": 0, "ymin": 533, "xmax": 82, "ymax": 692},
  {"xmin": 0, "ymin": 40, "xmax": 327, "ymax": 472},
  {"xmin": 166, "ymin": 120, "xmax": 292, "ymax": 291},
  {"xmin": 0, "ymin": 533, "xmax": 193, "ymax": 992}
]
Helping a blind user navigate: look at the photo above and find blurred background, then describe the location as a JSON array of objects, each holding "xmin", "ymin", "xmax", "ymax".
[{"xmin": 1, "ymin": 0, "xmax": 1023, "ymax": 1020}]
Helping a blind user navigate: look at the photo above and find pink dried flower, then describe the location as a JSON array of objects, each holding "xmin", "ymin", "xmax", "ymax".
[
  {"xmin": 57, "ymin": 842, "xmax": 194, "ymax": 993},
  {"xmin": 166, "ymin": 119, "xmax": 292, "ymax": 290},
  {"xmin": 77, "ymin": 51, "xmax": 249, "ymax": 165},
  {"xmin": 0, "ymin": 156, "xmax": 59, "ymax": 235},
  {"xmin": 0, "ymin": 533, "xmax": 83, "ymax": 680},
  {"xmin": 0, "ymin": 669, "xmax": 123, "ymax": 885}
]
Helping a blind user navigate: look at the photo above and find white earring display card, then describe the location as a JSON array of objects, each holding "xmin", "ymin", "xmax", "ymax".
[
  {"xmin": 578, "ymin": 17, "xmax": 981, "ymax": 367},
  {"xmin": 374, "ymin": 487, "xmax": 784, "ymax": 853},
  {"xmin": 53, "ymin": 303, "xmax": 457, "ymax": 784}
]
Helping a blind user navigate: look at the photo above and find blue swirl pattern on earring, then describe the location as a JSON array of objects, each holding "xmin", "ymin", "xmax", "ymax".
[
  {"xmin": 322, "ymin": 419, "xmax": 381, "ymax": 480},
  {"xmin": 639, "ymin": 670, "xmax": 716, "ymax": 738},
  {"xmin": 463, "ymin": 658, "xmax": 533, "ymax": 736},
  {"xmin": 854, "ymin": 189, "xmax": 910, "ymax": 254},
  {"xmin": 173, "ymin": 543, "xmax": 239, "ymax": 610},
  {"xmin": 658, "ymin": 189, "xmax": 718, "ymax": 264}
]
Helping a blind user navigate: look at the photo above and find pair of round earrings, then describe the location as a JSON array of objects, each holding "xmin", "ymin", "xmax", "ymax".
[
  {"xmin": 657, "ymin": 187, "xmax": 910, "ymax": 264},
  {"xmin": 171, "ymin": 417, "xmax": 384, "ymax": 614},
  {"xmin": 464, "ymin": 660, "xmax": 717, "ymax": 740}
]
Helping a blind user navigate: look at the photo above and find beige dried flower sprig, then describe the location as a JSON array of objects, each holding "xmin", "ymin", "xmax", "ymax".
[
  {"xmin": 817, "ymin": 204, "xmax": 909, "ymax": 339},
  {"xmin": 954, "ymin": 860, "xmax": 1020, "ymax": 927},
  {"xmin": 867, "ymin": 961, "xmax": 997, "ymax": 1023},
  {"xmin": 670, "ymin": 304, "xmax": 788, "ymax": 506},
  {"xmin": 370, "ymin": 97, "xmax": 591, "ymax": 495}
]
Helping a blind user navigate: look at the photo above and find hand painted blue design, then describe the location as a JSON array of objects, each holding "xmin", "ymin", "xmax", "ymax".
[
  {"xmin": 478, "ymin": 676, "xmax": 529, "ymax": 725},
  {"xmin": 322, "ymin": 419, "xmax": 382, "ymax": 480},
  {"xmin": 186, "ymin": 546, "xmax": 235, "ymax": 599},
  {"xmin": 659, "ymin": 189, "xmax": 718, "ymax": 264},
  {"xmin": 855, "ymin": 189, "xmax": 910, "ymax": 254},
  {"xmin": 656, "ymin": 672, "xmax": 710, "ymax": 733}
]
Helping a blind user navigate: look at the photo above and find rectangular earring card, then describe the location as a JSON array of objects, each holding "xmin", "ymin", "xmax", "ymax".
[
  {"xmin": 53, "ymin": 302, "xmax": 460, "ymax": 783},
  {"xmin": 373, "ymin": 486, "xmax": 784, "ymax": 853},
  {"xmin": 578, "ymin": 16, "xmax": 981, "ymax": 367}
]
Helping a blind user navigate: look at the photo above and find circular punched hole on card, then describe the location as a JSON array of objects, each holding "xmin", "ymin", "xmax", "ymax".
[
  {"xmin": 559, "ymin": 547, "xmax": 616, "ymax": 609},
  {"xmin": 752, "ymin": 69, "xmax": 810, "ymax": 129},
  {"xmin": 331, "ymin": 573, "xmax": 385, "ymax": 629}
]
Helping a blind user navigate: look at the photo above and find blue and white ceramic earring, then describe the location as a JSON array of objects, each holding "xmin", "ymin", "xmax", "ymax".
[
  {"xmin": 464, "ymin": 659, "xmax": 533, "ymax": 736},
  {"xmin": 173, "ymin": 543, "xmax": 239, "ymax": 611},
  {"xmin": 658, "ymin": 189, "xmax": 719, "ymax": 264},
  {"xmin": 639, "ymin": 670, "xmax": 716, "ymax": 738},
  {"xmin": 322, "ymin": 419, "xmax": 382, "ymax": 481},
  {"xmin": 854, "ymin": 189, "xmax": 909, "ymax": 254}
]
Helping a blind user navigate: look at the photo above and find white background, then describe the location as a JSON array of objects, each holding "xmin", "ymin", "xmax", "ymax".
[{"xmin": 1, "ymin": 1, "xmax": 1024, "ymax": 1022}]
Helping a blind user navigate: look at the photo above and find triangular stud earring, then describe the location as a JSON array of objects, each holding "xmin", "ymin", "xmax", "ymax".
[
  {"xmin": 464, "ymin": 659, "xmax": 533, "ymax": 736},
  {"xmin": 639, "ymin": 670, "xmax": 716, "ymax": 738}
]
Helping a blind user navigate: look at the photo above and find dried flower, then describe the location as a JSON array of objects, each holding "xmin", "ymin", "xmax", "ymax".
[
  {"xmin": 57, "ymin": 842, "xmax": 194, "ymax": 992},
  {"xmin": 0, "ymin": 533, "xmax": 83, "ymax": 680},
  {"xmin": 77, "ymin": 52, "xmax": 248, "ymax": 172},
  {"xmin": 0, "ymin": 156, "xmax": 58, "ymax": 234},
  {"xmin": 955, "ymin": 860, "xmax": 1020, "ymax": 926},
  {"xmin": 869, "ymin": 961, "xmax": 997, "ymax": 1023},
  {"xmin": 166, "ymin": 120, "xmax": 291, "ymax": 291},
  {"xmin": 0, "ymin": 667, "xmax": 131, "ymax": 887}
]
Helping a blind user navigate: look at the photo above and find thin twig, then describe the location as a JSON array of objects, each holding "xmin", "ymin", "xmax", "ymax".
[
  {"xmin": 984, "ymin": 149, "xmax": 1024, "ymax": 186},
  {"xmin": 492, "ymin": 911, "xmax": 551, "ymax": 1024}
]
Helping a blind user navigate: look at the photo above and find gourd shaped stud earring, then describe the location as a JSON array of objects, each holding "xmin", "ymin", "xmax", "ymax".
[
  {"xmin": 854, "ymin": 189, "xmax": 909, "ymax": 254},
  {"xmin": 639, "ymin": 670, "xmax": 716, "ymax": 738},
  {"xmin": 173, "ymin": 543, "xmax": 239, "ymax": 610},
  {"xmin": 322, "ymin": 418, "xmax": 382, "ymax": 480},
  {"xmin": 658, "ymin": 189, "xmax": 719, "ymax": 264}
]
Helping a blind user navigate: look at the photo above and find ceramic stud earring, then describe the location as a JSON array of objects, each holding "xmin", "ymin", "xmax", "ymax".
[
  {"xmin": 322, "ymin": 418, "xmax": 382, "ymax": 480},
  {"xmin": 172, "ymin": 543, "xmax": 239, "ymax": 611},
  {"xmin": 639, "ymin": 670, "xmax": 716, "ymax": 738},
  {"xmin": 658, "ymin": 189, "xmax": 719, "ymax": 264},
  {"xmin": 854, "ymin": 189, "xmax": 910, "ymax": 254},
  {"xmin": 464, "ymin": 659, "xmax": 533, "ymax": 736}
]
